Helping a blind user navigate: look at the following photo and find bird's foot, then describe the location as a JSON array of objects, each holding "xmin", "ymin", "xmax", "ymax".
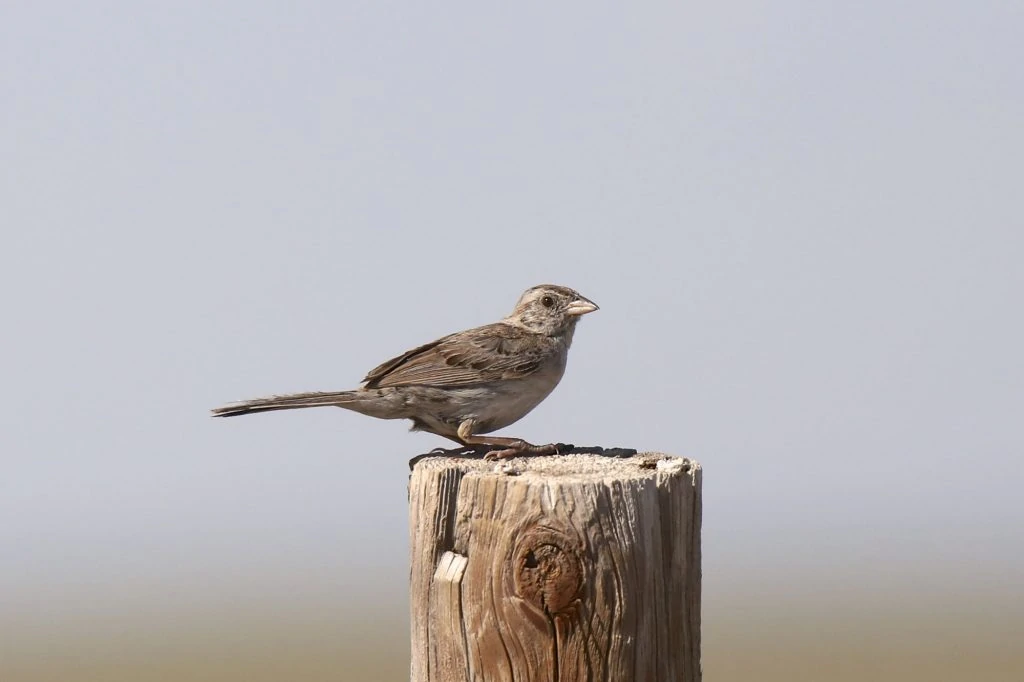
[
  {"xmin": 483, "ymin": 441, "xmax": 563, "ymax": 461},
  {"xmin": 408, "ymin": 445, "xmax": 481, "ymax": 469},
  {"xmin": 409, "ymin": 442, "xmax": 639, "ymax": 470},
  {"xmin": 427, "ymin": 446, "xmax": 477, "ymax": 456}
]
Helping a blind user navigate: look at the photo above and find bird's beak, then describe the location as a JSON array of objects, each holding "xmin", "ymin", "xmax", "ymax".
[{"xmin": 565, "ymin": 296, "xmax": 599, "ymax": 316}]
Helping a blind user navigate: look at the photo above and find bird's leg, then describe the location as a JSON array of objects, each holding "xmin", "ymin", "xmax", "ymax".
[
  {"xmin": 456, "ymin": 421, "xmax": 562, "ymax": 460},
  {"xmin": 467, "ymin": 435, "xmax": 561, "ymax": 460}
]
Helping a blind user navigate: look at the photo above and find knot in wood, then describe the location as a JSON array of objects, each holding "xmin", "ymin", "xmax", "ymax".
[{"xmin": 512, "ymin": 526, "xmax": 583, "ymax": 616}]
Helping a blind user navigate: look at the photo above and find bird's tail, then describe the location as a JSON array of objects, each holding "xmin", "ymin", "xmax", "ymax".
[{"xmin": 211, "ymin": 391, "xmax": 360, "ymax": 418}]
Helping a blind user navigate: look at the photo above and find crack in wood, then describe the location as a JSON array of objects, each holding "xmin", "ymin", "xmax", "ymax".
[{"xmin": 409, "ymin": 454, "xmax": 702, "ymax": 681}]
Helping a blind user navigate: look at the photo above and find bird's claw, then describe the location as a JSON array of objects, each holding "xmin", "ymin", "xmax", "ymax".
[{"xmin": 482, "ymin": 442, "xmax": 562, "ymax": 461}]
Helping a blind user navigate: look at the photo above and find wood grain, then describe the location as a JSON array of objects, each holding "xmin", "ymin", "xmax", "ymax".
[{"xmin": 409, "ymin": 453, "xmax": 702, "ymax": 682}]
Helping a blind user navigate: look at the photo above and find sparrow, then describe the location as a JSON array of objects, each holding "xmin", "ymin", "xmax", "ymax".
[{"xmin": 211, "ymin": 284, "xmax": 598, "ymax": 459}]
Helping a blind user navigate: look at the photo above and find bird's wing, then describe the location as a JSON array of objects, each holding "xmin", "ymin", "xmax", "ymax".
[{"xmin": 362, "ymin": 323, "xmax": 550, "ymax": 388}]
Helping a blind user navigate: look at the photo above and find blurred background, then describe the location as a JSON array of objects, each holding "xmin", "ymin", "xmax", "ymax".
[{"xmin": 3, "ymin": 2, "xmax": 1022, "ymax": 680}]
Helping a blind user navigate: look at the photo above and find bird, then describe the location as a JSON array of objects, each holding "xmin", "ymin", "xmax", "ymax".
[{"xmin": 211, "ymin": 284, "xmax": 599, "ymax": 459}]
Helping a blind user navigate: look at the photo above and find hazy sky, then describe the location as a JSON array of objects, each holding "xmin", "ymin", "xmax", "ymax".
[{"xmin": 2, "ymin": 1, "xmax": 1022, "ymax": 676}]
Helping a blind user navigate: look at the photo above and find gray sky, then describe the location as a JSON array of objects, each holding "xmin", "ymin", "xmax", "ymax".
[{"xmin": 3, "ymin": 1, "xmax": 1022, "ymax": 677}]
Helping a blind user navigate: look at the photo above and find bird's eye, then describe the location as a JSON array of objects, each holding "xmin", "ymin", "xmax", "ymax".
[{"xmin": 541, "ymin": 295, "xmax": 554, "ymax": 308}]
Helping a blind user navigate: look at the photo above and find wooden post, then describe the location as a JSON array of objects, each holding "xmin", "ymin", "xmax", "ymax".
[{"xmin": 409, "ymin": 453, "xmax": 702, "ymax": 682}]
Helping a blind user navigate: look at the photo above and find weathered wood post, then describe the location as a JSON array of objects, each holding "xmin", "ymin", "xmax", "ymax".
[{"xmin": 409, "ymin": 453, "xmax": 702, "ymax": 682}]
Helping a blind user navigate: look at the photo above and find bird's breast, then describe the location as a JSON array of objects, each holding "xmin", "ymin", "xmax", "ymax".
[{"xmin": 470, "ymin": 359, "xmax": 567, "ymax": 433}]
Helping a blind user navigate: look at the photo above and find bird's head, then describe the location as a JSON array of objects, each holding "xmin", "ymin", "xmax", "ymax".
[{"xmin": 506, "ymin": 284, "xmax": 599, "ymax": 336}]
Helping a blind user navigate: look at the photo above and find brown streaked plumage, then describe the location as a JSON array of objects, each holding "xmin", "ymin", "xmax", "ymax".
[{"xmin": 211, "ymin": 284, "xmax": 598, "ymax": 459}]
